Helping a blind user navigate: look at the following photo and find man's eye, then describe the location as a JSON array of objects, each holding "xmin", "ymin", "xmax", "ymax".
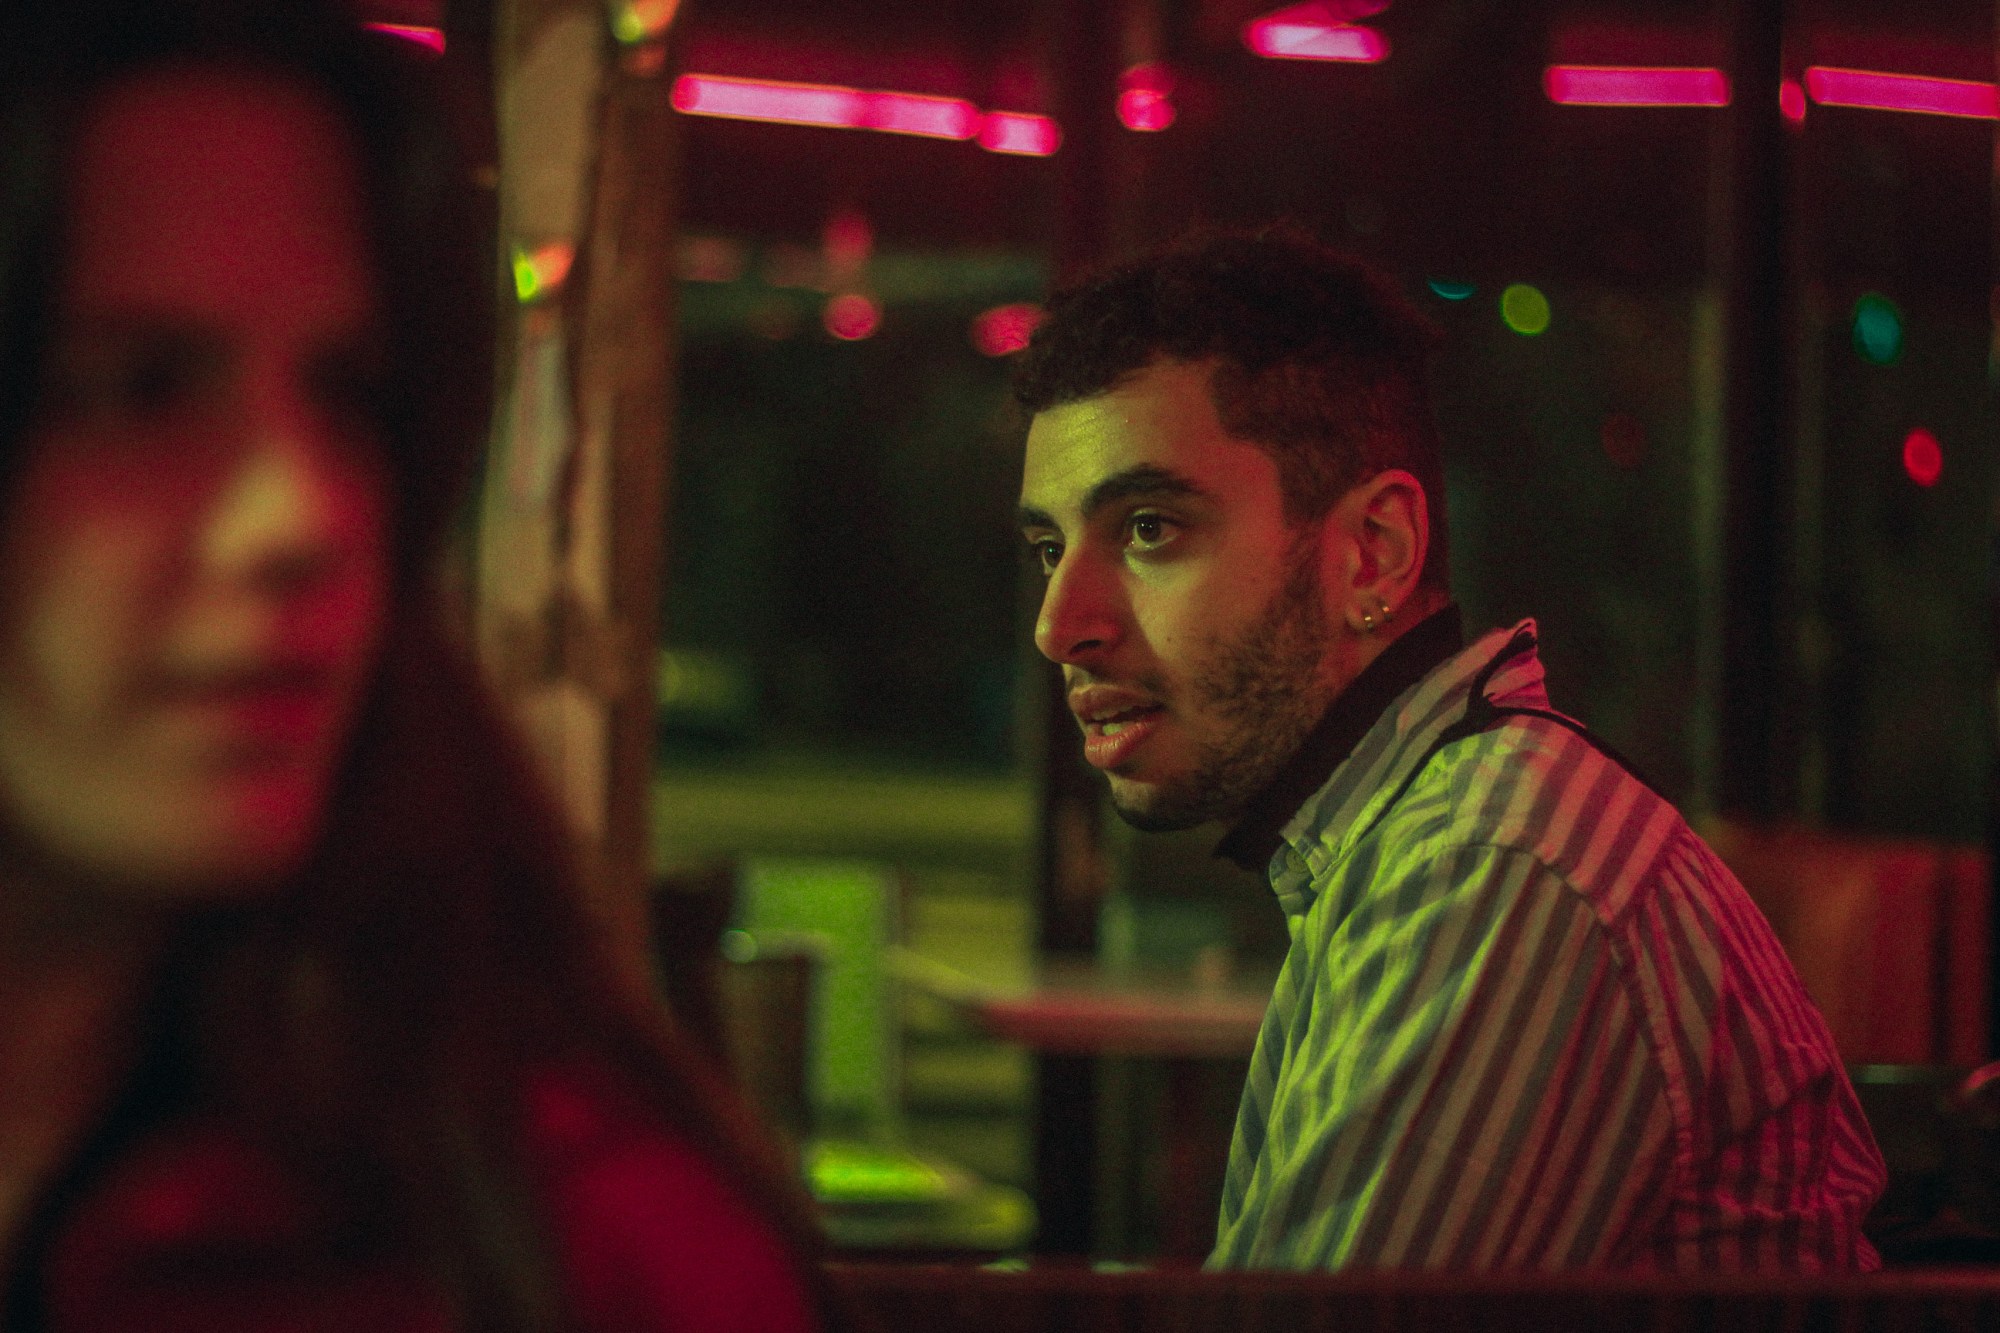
[
  {"xmin": 1029, "ymin": 539, "xmax": 1063, "ymax": 574},
  {"xmin": 1126, "ymin": 513, "xmax": 1175, "ymax": 550}
]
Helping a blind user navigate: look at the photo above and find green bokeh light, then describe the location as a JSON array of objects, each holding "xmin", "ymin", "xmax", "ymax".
[
  {"xmin": 1427, "ymin": 278, "xmax": 1476, "ymax": 301},
  {"xmin": 511, "ymin": 249, "xmax": 541, "ymax": 303},
  {"xmin": 1500, "ymin": 283, "xmax": 1551, "ymax": 336},
  {"xmin": 1852, "ymin": 292, "xmax": 1904, "ymax": 365}
]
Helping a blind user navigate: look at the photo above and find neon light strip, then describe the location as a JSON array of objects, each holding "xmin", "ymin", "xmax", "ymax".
[
  {"xmin": 1805, "ymin": 66, "xmax": 1998, "ymax": 119},
  {"xmin": 1243, "ymin": 20, "xmax": 1387, "ymax": 63},
  {"xmin": 361, "ymin": 22, "xmax": 445, "ymax": 55},
  {"xmin": 670, "ymin": 74, "xmax": 980, "ymax": 140},
  {"xmin": 1544, "ymin": 66, "xmax": 1730, "ymax": 106},
  {"xmin": 979, "ymin": 111, "xmax": 1061, "ymax": 156}
]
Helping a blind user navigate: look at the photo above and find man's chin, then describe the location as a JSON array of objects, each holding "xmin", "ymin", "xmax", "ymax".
[{"xmin": 1106, "ymin": 776, "xmax": 1219, "ymax": 833}]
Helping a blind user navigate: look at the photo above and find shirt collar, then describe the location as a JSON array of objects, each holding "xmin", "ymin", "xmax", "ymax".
[{"xmin": 1213, "ymin": 603, "xmax": 1465, "ymax": 873}]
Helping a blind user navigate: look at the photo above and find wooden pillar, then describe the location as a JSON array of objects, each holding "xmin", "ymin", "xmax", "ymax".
[
  {"xmin": 576, "ymin": 11, "xmax": 681, "ymax": 970},
  {"xmin": 480, "ymin": 0, "xmax": 679, "ymax": 987}
]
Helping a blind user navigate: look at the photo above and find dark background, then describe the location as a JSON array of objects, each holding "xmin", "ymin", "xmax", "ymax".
[{"xmin": 660, "ymin": 0, "xmax": 1994, "ymax": 846}]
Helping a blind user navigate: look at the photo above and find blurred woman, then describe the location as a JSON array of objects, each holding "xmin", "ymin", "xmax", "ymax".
[{"xmin": 0, "ymin": 3, "xmax": 826, "ymax": 1329}]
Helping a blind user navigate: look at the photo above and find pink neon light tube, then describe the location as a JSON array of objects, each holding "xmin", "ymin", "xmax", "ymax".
[
  {"xmin": 1804, "ymin": 67, "xmax": 1998, "ymax": 119},
  {"xmin": 362, "ymin": 22, "xmax": 445, "ymax": 54},
  {"xmin": 670, "ymin": 75, "xmax": 981, "ymax": 140},
  {"xmin": 1545, "ymin": 66, "xmax": 1730, "ymax": 107},
  {"xmin": 979, "ymin": 112, "xmax": 1061, "ymax": 156},
  {"xmin": 1243, "ymin": 20, "xmax": 1387, "ymax": 62}
]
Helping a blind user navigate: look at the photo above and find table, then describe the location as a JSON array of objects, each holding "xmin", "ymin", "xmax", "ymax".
[{"xmin": 893, "ymin": 950, "xmax": 1274, "ymax": 1260}]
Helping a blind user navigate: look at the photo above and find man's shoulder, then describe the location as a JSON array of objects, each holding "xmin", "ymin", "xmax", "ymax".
[{"xmin": 1384, "ymin": 712, "xmax": 1704, "ymax": 926}]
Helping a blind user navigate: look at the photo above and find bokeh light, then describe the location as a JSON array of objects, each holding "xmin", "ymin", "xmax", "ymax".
[
  {"xmin": 1543, "ymin": 66, "xmax": 1729, "ymax": 107},
  {"xmin": 1427, "ymin": 278, "xmax": 1476, "ymax": 301},
  {"xmin": 970, "ymin": 303, "xmax": 1046, "ymax": 356},
  {"xmin": 1852, "ymin": 292, "xmax": 1904, "ymax": 364},
  {"xmin": 1117, "ymin": 89, "xmax": 1176, "ymax": 131},
  {"xmin": 512, "ymin": 242, "xmax": 575, "ymax": 304},
  {"xmin": 1117, "ymin": 64, "xmax": 1177, "ymax": 131},
  {"xmin": 361, "ymin": 22, "xmax": 445, "ymax": 55},
  {"xmin": 825, "ymin": 293, "xmax": 881, "ymax": 341},
  {"xmin": 1243, "ymin": 12, "xmax": 1389, "ymax": 63},
  {"xmin": 671, "ymin": 76, "xmax": 980, "ymax": 141},
  {"xmin": 1779, "ymin": 78, "xmax": 1807, "ymax": 123},
  {"xmin": 1500, "ymin": 283, "xmax": 1551, "ymax": 336},
  {"xmin": 610, "ymin": 0, "xmax": 681, "ymax": 44},
  {"xmin": 1806, "ymin": 67, "xmax": 2000, "ymax": 119},
  {"xmin": 1902, "ymin": 427, "xmax": 1943, "ymax": 487},
  {"xmin": 979, "ymin": 112, "xmax": 1062, "ymax": 155}
]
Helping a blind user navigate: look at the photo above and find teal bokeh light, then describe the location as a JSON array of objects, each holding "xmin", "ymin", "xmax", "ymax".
[
  {"xmin": 1427, "ymin": 278, "xmax": 1476, "ymax": 301},
  {"xmin": 1852, "ymin": 293, "xmax": 1904, "ymax": 365}
]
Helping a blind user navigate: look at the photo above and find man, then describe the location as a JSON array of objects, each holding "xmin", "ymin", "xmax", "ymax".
[{"xmin": 1014, "ymin": 227, "xmax": 1885, "ymax": 1271}]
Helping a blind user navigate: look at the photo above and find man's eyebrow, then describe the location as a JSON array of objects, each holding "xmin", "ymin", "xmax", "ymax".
[
  {"xmin": 1080, "ymin": 464, "xmax": 1209, "ymax": 520},
  {"xmin": 1018, "ymin": 465, "xmax": 1211, "ymax": 532},
  {"xmin": 1018, "ymin": 503, "xmax": 1058, "ymax": 532}
]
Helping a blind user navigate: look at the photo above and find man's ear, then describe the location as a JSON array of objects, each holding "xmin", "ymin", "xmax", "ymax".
[{"xmin": 1323, "ymin": 470, "xmax": 1429, "ymax": 634}]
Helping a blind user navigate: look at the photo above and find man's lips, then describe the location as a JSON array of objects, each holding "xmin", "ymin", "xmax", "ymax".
[{"xmin": 1068, "ymin": 687, "xmax": 1166, "ymax": 771}]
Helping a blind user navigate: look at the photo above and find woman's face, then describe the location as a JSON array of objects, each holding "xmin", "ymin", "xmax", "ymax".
[{"xmin": 0, "ymin": 68, "xmax": 391, "ymax": 898}]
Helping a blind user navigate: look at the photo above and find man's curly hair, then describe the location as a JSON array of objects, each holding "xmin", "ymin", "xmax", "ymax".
[{"xmin": 1013, "ymin": 224, "xmax": 1450, "ymax": 590}]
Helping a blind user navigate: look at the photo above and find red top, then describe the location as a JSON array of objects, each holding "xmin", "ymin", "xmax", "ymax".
[{"xmin": 37, "ymin": 1061, "xmax": 820, "ymax": 1332}]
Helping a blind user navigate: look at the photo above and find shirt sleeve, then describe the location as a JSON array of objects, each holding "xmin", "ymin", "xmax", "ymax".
[{"xmin": 1215, "ymin": 841, "xmax": 1677, "ymax": 1270}]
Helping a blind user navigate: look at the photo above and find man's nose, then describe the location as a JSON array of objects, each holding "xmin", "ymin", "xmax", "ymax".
[{"xmin": 1033, "ymin": 552, "xmax": 1123, "ymax": 664}]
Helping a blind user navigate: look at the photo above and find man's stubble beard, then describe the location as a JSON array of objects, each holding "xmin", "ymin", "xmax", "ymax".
[{"xmin": 1109, "ymin": 545, "xmax": 1335, "ymax": 832}]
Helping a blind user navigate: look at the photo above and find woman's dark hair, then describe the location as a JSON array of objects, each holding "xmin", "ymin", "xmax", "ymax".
[
  {"xmin": 0, "ymin": 2, "xmax": 826, "ymax": 1328},
  {"xmin": 1014, "ymin": 223, "xmax": 1452, "ymax": 590}
]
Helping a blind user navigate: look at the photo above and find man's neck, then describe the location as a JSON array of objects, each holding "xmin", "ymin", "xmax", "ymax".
[
  {"xmin": 1214, "ymin": 601, "xmax": 1466, "ymax": 872},
  {"xmin": 1333, "ymin": 586, "xmax": 1450, "ymax": 685}
]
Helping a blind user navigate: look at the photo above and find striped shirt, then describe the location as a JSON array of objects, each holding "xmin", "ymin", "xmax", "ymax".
[{"xmin": 1210, "ymin": 620, "xmax": 1886, "ymax": 1272}]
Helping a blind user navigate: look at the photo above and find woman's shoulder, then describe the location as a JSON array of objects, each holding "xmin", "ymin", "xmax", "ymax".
[
  {"xmin": 522, "ymin": 1058, "xmax": 823, "ymax": 1333},
  {"xmin": 32, "ymin": 1112, "xmax": 451, "ymax": 1333},
  {"xmin": 36, "ymin": 1060, "xmax": 823, "ymax": 1333}
]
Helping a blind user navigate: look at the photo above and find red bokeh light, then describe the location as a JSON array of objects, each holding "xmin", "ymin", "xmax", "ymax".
[
  {"xmin": 979, "ymin": 112, "xmax": 1062, "ymax": 156},
  {"xmin": 1779, "ymin": 78, "xmax": 1807, "ymax": 123},
  {"xmin": 1118, "ymin": 64, "xmax": 1177, "ymax": 132},
  {"xmin": 1544, "ymin": 66, "xmax": 1730, "ymax": 107},
  {"xmin": 824, "ymin": 293, "xmax": 881, "ymax": 341},
  {"xmin": 970, "ymin": 303, "xmax": 1045, "ymax": 357},
  {"xmin": 1805, "ymin": 67, "xmax": 1999, "ymax": 119},
  {"xmin": 1902, "ymin": 428, "xmax": 1943, "ymax": 488},
  {"xmin": 1117, "ymin": 89, "xmax": 1176, "ymax": 132}
]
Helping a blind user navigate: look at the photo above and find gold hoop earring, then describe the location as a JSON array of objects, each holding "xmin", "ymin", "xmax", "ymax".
[{"xmin": 1359, "ymin": 609, "xmax": 1377, "ymax": 633}]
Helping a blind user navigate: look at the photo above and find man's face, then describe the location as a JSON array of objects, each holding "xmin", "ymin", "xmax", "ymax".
[{"xmin": 1020, "ymin": 360, "xmax": 1339, "ymax": 830}]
